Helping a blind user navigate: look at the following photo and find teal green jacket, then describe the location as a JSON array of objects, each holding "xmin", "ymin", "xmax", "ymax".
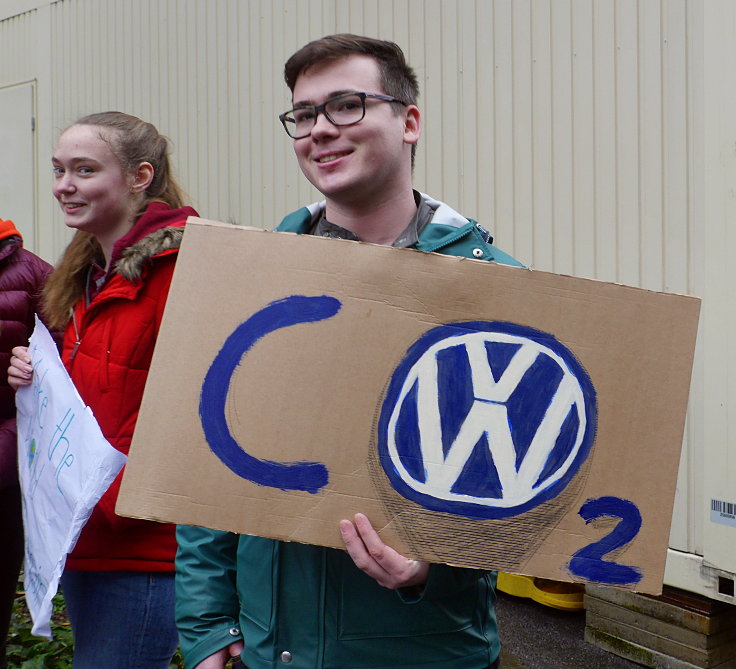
[
  {"xmin": 277, "ymin": 194, "xmax": 523, "ymax": 265},
  {"xmin": 176, "ymin": 196, "xmax": 523, "ymax": 668}
]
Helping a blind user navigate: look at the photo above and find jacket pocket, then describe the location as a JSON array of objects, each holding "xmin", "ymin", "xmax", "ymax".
[{"xmin": 336, "ymin": 554, "xmax": 475, "ymax": 640}]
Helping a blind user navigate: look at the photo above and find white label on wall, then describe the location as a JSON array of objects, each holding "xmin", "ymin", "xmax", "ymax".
[{"xmin": 710, "ymin": 499, "xmax": 736, "ymax": 529}]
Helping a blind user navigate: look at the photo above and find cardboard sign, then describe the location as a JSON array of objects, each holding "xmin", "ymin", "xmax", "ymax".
[
  {"xmin": 17, "ymin": 318, "xmax": 126, "ymax": 638},
  {"xmin": 117, "ymin": 218, "xmax": 700, "ymax": 594}
]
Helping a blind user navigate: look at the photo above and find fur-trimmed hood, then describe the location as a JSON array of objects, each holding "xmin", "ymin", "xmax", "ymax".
[
  {"xmin": 115, "ymin": 225, "xmax": 185, "ymax": 282},
  {"xmin": 105, "ymin": 202, "xmax": 197, "ymax": 283}
]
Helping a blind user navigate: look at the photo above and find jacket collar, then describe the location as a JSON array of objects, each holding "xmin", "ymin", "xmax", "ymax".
[
  {"xmin": 109, "ymin": 202, "xmax": 197, "ymax": 282},
  {"xmin": 280, "ymin": 192, "xmax": 473, "ymax": 239}
]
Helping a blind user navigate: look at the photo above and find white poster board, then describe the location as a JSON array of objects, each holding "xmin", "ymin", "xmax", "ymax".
[{"xmin": 16, "ymin": 317, "xmax": 126, "ymax": 638}]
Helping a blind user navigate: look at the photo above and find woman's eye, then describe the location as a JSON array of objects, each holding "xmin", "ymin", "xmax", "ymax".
[
  {"xmin": 78, "ymin": 167, "xmax": 93, "ymax": 175},
  {"xmin": 52, "ymin": 167, "xmax": 64, "ymax": 177}
]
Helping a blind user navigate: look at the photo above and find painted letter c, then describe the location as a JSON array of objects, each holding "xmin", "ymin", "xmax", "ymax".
[{"xmin": 199, "ymin": 295, "xmax": 340, "ymax": 493}]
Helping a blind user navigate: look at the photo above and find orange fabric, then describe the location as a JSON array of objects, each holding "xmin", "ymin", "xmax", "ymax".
[{"xmin": 0, "ymin": 219, "xmax": 22, "ymax": 242}]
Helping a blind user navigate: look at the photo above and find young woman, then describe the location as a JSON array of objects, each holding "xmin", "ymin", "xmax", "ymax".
[{"xmin": 8, "ymin": 112, "xmax": 197, "ymax": 669}]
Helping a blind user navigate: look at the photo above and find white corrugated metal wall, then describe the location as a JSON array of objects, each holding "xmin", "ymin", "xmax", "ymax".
[
  {"xmin": 1, "ymin": 0, "xmax": 732, "ymax": 601},
  {"xmin": 0, "ymin": 0, "xmax": 698, "ymax": 286}
]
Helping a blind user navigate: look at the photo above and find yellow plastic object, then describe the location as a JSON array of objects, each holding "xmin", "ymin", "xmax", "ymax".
[{"xmin": 497, "ymin": 573, "xmax": 585, "ymax": 611}]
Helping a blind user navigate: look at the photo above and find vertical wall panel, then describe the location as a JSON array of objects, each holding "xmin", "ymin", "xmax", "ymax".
[
  {"xmin": 440, "ymin": 0, "xmax": 460, "ymax": 209},
  {"xmin": 457, "ymin": 3, "xmax": 477, "ymax": 209},
  {"xmin": 638, "ymin": 0, "xmax": 665, "ymax": 293},
  {"xmin": 615, "ymin": 0, "xmax": 641, "ymax": 288},
  {"xmin": 512, "ymin": 1, "xmax": 534, "ymax": 262},
  {"xmin": 592, "ymin": 0, "xmax": 618, "ymax": 283},
  {"xmin": 550, "ymin": 0, "xmax": 574, "ymax": 273},
  {"xmin": 492, "ymin": 1, "xmax": 515, "ymax": 252},
  {"xmin": 662, "ymin": 0, "xmax": 690, "ymax": 295},
  {"xmin": 474, "ymin": 0, "xmax": 494, "ymax": 234},
  {"xmin": 571, "ymin": 0, "xmax": 596, "ymax": 279},
  {"xmin": 531, "ymin": 2, "xmax": 553, "ymax": 270}
]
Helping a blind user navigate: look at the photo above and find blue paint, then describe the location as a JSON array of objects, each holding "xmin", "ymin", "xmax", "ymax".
[
  {"xmin": 394, "ymin": 381, "xmax": 426, "ymax": 483},
  {"xmin": 450, "ymin": 432, "xmax": 502, "ymax": 498},
  {"xmin": 484, "ymin": 340, "xmax": 521, "ymax": 383},
  {"xmin": 48, "ymin": 408, "xmax": 75, "ymax": 496},
  {"xmin": 436, "ymin": 343, "xmax": 475, "ymax": 458},
  {"xmin": 534, "ymin": 406, "xmax": 580, "ymax": 487},
  {"xmin": 506, "ymin": 350, "xmax": 565, "ymax": 468},
  {"xmin": 199, "ymin": 295, "xmax": 340, "ymax": 493},
  {"xmin": 568, "ymin": 496, "xmax": 643, "ymax": 585},
  {"xmin": 377, "ymin": 321, "xmax": 597, "ymax": 519}
]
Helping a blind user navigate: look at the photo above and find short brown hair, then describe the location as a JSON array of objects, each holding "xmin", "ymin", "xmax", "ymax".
[{"xmin": 284, "ymin": 33, "xmax": 419, "ymax": 108}]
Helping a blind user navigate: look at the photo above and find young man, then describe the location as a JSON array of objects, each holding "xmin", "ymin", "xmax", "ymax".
[{"xmin": 176, "ymin": 34, "xmax": 522, "ymax": 669}]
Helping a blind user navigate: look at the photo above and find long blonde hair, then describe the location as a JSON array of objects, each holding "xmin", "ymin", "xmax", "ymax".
[{"xmin": 43, "ymin": 112, "xmax": 186, "ymax": 330}]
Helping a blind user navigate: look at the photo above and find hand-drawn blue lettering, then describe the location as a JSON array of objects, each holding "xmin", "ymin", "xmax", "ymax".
[
  {"xmin": 377, "ymin": 322, "xmax": 597, "ymax": 519},
  {"xmin": 568, "ymin": 496, "xmax": 643, "ymax": 585},
  {"xmin": 47, "ymin": 408, "xmax": 75, "ymax": 497},
  {"xmin": 200, "ymin": 295, "xmax": 340, "ymax": 493},
  {"xmin": 25, "ymin": 433, "xmax": 47, "ymax": 498},
  {"xmin": 23, "ymin": 548, "xmax": 48, "ymax": 607},
  {"xmin": 32, "ymin": 368, "xmax": 49, "ymax": 430},
  {"xmin": 29, "ymin": 345, "xmax": 50, "ymax": 430}
]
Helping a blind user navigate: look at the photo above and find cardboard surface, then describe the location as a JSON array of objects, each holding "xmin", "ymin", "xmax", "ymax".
[{"xmin": 117, "ymin": 218, "xmax": 701, "ymax": 593}]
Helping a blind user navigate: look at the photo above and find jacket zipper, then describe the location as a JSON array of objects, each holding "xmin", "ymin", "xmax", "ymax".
[{"xmin": 69, "ymin": 309, "xmax": 82, "ymax": 362}]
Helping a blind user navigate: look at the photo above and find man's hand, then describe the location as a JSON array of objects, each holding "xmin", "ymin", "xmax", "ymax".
[
  {"xmin": 339, "ymin": 512, "xmax": 430, "ymax": 589},
  {"xmin": 194, "ymin": 641, "xmax": 244, "ymax": 669}
]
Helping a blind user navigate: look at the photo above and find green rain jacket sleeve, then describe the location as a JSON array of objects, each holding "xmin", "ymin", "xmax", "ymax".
[{"xmin": 175, "ymin": 525, "xmax": 242, "ymax": 668}]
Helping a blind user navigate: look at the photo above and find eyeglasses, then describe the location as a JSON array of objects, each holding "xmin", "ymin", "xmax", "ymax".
[{"xmin": 279, "ymin": 92, "xmax": 408, "ymax": 139}]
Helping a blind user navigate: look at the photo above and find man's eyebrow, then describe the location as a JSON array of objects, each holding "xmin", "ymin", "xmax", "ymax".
[{"xmin": 292, "ymin": 89, "xmax": 358, "ymax": 107}]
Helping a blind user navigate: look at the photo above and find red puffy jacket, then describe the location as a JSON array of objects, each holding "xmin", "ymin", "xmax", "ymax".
[{"xmin": 63, "ymin": 202, "xmax": 197, "ymax": 572}]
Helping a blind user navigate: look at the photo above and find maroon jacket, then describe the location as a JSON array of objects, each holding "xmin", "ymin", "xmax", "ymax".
[{"xmin": 0, "ymin": 219, "xmax": 52, "ymax": 490}]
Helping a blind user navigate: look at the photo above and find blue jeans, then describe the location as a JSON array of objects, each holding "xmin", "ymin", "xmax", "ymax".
[{"xmin": 61, "ymin": 570, "xmax": 178, "ymax": 669}]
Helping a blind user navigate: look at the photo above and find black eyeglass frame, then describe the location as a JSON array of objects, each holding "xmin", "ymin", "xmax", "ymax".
[{"xmin": 279, "ymin": 92, "xmax": 408, "ymax": 139}]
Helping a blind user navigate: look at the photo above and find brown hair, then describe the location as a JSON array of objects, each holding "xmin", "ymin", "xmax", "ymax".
[
  {"xmin": 284, "ymin": 34, "xmax": 419, "ymax": 107},
  {"xmin": 42, "ymin": 111, "xmax": 186, "ymax": 330},
  {"xmin": 284, "ymin": 34, "xmax": 420, "ymax": 165}
]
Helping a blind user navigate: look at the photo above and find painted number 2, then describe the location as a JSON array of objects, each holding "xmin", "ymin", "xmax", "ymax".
[{"xmin": 568, "ymin": 496, "xmax": 643, "ymax": 585}]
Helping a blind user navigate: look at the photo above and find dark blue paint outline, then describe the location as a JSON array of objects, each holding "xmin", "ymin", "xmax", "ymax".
[
  {"xmin": 568, "ymin": 496, "xmax": 643, "ymax": 585},
  {"xmin": 200, "ymin": 295, "xmax": 340, "ymax": 493},
  {"xmin": 377, "ymin": 321, "xmax": 598, "ymax": 519}
]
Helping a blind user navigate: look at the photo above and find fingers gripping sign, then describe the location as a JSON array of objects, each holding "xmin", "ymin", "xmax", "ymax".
[
  {"xmin": 8, "ymin": 345, "xmax": 34, "ymax": 390},
  {"xmin": 339, "ymin": 513, "xmax": 430, "ymax": 590}
]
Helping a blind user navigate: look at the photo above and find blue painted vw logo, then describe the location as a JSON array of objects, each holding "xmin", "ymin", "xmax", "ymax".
[{"xmin": 377, "ymin": 322, "xmax": 597, "ymax": 519}]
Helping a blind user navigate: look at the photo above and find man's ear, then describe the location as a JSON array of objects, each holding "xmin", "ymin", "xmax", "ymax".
[
  {"xmin": 403, "ymin": 105, "xmax": 421, "ymax": 145},
  {"xmin": 130, "ymin": 162, "xmax": 155, "ymax": 193}
]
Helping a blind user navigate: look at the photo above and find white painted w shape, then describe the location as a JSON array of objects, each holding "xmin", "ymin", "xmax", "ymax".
[{"xmin": 387, "ymin": 332, "xmax": 587, "ymax": 508}]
